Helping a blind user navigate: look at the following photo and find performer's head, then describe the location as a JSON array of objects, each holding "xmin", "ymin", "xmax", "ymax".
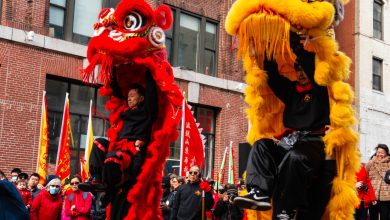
[
  {"xmin": 127, "ymin": 84, "xmax": 145, "ymax": 109},
  {"xmin": 188, "ymin": 165, "xmax": 201, "ymax": 183},
  {"xmin": 294, "ymin": 63, "xmax": 310, "ymax": 85}
]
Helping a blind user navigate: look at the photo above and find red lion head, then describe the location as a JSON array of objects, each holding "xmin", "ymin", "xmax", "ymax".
[{"xmin": 82, "ymin": 1, "xmax": 183, "ymax": 219}]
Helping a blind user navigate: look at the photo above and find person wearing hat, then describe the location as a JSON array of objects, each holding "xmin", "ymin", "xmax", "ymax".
[
  {"xmin": 30, "ymin": 178, "xmax": 63, "ymax": 220},
  {"xmin": 234, "ymin": 34, "xmax": 336, "ymax": 220},
  {"xmin": 213, "ymin": 184, "xmax": 243, "ymax": 220}
]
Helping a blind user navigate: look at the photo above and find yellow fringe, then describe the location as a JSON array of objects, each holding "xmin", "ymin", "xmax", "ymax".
[
  {"xmin": 226, "ymin": 1, "xmax": 361, "ymax": 219},
  {"xmin": 238, "ymin": 11, "xmax": 296, "ymax": 65}
]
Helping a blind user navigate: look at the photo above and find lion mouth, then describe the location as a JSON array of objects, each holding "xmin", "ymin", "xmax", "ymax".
[{"xmin": 238, "ymin": 10, "xmax": 297, "ymax": 65}]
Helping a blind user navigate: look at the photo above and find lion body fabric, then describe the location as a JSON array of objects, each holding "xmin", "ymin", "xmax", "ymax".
[
  {"xmin": 82, "ymin": 0, "xmax": 183, "ymax": 219},
  {"xmin": 225, "ymin": 0, "xmax": 360, "ymax": 219}
]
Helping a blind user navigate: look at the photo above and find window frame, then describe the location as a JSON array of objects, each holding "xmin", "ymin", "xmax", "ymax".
[
  {"xmin": 373, "ymin": 0, "xmax": 384, "ymax": 40},
  {"xmin": 49, "ymin": 0, "xmax": 68, "ymax": 40},
  {"xmin": 49, "ymin": 0, "xmax": 120, "ymax": 45},
  {"xmin": 166, "ymin": 103, "xmax": 218, "ymax": 177},
  {"xmin": 372, "ymin": 57, "xmax": 383, "ymax": 91},
  {"xmin": 45, "ymin": 75, "xmax": 110, "ymax": 175},
  {"xmin": 0, "ymin": 0, "xmax": 3, "ymax": 23},
  {"xmin": 192, "ymin": 104, "xmax": 217, "ymax": 178},
  {"xmin": 168, "ymin": 6, "xmax": 219, "ymax": 76}
]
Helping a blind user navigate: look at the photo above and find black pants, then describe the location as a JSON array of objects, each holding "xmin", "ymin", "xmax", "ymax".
[
  {"xmin": 369, "ymin": 201, "xmax": 390, "ymax": 220},
  {"xmin": 246, "ymin": 137, "xmax": 335, "ymax": 219},
  {"xmin": 89, "ymin": 139, "xmax": 147, "ymax": 220},
  {"xmin": 355, "ymin": 201, "xmax": 368, "ymax": 220}
]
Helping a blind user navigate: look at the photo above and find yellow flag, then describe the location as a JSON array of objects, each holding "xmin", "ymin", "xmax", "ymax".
[
  {"xmin": 37, "ymin": 91, "xmax": 49, "ymax": 185},
  {"xmin": 82, "ymin": 100, "xmax": 94, "ymax": 180}
]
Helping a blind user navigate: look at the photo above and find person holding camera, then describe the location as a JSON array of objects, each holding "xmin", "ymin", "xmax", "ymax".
[
  {"xmin": 355, "ymin": 164, "xmax": 376, "ymax": 220},
  {"xmin": 213, "ymin": 184, "xmax": 243, "ymax": 220}
]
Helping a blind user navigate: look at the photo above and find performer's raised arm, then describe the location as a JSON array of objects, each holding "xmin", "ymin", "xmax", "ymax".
[
  {"xmin": 144, "ymin": 70, "xmax": 158, "ymax": 121},
  {"xmin": 110, "ymin": 66, "xmax": 123, "ymax": 98},
  {"xmin": 264, "ymin": 58, "xmax": 294, "ymax": 103}
]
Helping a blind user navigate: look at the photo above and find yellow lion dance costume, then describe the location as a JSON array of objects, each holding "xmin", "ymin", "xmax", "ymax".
[{"xmin": 225, "ymin": 0, "xmax": 360, "ymax": 219}]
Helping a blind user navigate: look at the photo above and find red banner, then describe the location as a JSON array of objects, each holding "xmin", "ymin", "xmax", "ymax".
[
  {"xmin": 56, "ymin": 93, "xmax": 71, "ymax": 184},
  {"xmin": 180, "ymin": 102, "xmax": 205, "ymax": 176}
]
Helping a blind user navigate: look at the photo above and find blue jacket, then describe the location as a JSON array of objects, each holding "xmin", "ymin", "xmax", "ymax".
[{"xmin": 0, "ymin": 180, "xmax": 29, "ymax": 220}]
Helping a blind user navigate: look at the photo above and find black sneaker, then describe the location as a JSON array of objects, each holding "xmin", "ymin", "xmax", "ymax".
[
  {"xmin": 276, "ymin": 210, "xmax": 297, "ymax": 220},
  {"xmin": 233, "ymin": 188, "xmax": 271, "ymax": 211},
  {"xmin": 78, "ymin": 181, "xmax": 106, "ymax": 192}
]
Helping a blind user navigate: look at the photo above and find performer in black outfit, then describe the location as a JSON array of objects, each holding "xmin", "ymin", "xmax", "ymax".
[
  {"xmin": 234, "ymin": 37, "xmax": 336, "ymax": 220},
  {"xmin": 79, "ymin": 69, "xmax": 158, "ymax": 220}
]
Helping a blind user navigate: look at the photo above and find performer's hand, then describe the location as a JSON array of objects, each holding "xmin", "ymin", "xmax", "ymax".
[
  {"xmin": 135, "ymin": 140, "xmax": 145, "ymax": 151},
  {"xmin": 199, "ymin": 181, "xmax": 212, "ymax": 192}
]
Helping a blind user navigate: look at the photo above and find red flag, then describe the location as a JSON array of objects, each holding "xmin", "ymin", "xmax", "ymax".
[
  {"xmin": 180, "ymin": 101, "xmax": 205, "ymax": 176},
  {"xmin": 56, "ymin": 93, "xmax": 71, "ymax": 184}
]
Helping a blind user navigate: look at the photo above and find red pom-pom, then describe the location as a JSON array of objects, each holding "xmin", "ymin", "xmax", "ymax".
[{"xmin": 199, "ymin": 181, "xmax": 211, "ymax": 192}]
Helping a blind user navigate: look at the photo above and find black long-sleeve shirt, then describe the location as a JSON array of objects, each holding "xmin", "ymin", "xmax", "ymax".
[
  {"xmin": 264, "ymin": 52, "xmax": 330, "ymax": 131},
  {"xmin": 213, "ymin": 200, "xmax": 243, "ymax": 220},
  {"xmin": 117, "ymin": 70, "xmax": 158, "ymax": 143},
  {"xmin": 170, "ymin": 181, "xmax": 214, "ymax": 220}
]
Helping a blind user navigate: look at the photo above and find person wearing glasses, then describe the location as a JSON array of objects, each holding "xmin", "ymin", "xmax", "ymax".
[
  {"xmin": 170, "ymin": 165, "xmax": 214, "ymax": 220},
  {"xmin": 64, "ymin": 175, "xmax": 93, "ymax": 220},
  {"xmin": 30, "ymin": 178, "xmax": 63, "ymax": 220}
]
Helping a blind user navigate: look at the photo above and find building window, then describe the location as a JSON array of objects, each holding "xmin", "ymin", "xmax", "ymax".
[
  {"xmin": 0, "ymin": 0, "xmax": 3, "ymax": 23},
  {"xmin": 372, "ymin": 57, "xmax": 383, "ymax": 91},
  {"xmin": 72, "ymin": 0, "xmax": 102, "ymax": 45},
  {"xmin": 167, "ymin": 7, "xmax": 219, "ymax": 76},
  {"xmin": 45, "ymin": 77, "xmax": 109, "ymax": 175},
  {"xmin": 166, "ymin": 104, "xmax": 216, "ymax": 177},
  {"xmin": 49, "ymin": 0, "xmax": 113, "ymax": 45},
  {"xmin": 49, "ymin": 0, "xmax": 67, "ymax": 39},
  {"xmin": 103, "ymin": 0, "xmax": 121, "ymax": 8},
  {"xmin": 373, "ymin": 0, "xmax": 383, "ymax": 40}
]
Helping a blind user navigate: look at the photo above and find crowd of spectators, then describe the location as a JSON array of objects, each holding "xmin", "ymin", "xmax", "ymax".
[
  {"xmin": 0, "ymin": 164, "xmax": 245, "ymax": 220},
  {"xmin": 0, "ymin": 169, "xmax": 99, "ymax": 220},
  {"xmin": 2, "ymin": 143, "xmax": 390, "ymax": 220}
]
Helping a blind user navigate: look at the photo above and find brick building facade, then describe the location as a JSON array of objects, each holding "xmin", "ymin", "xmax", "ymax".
[{"xmin": 0, "ymin": 0, "xmax": 247, "ymax": 181}]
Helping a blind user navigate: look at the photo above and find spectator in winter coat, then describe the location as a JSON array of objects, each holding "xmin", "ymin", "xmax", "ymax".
[
  {"xmin": 30, "ymin": 178, "xmax": 62, "ymax": 220},
  {"xmin": 355, "ymin": 164, "xmax": 376, "ymax": 220},
  {"xmin": 0, "ymin": 179, "xmax": 29, "ymax": 219},
  {"xmin": 16, "ymin": 179, "xmax": 32, "ymax": 210},
  {"xmin": 366, "ymin": 144, "xmax": 390, "ymax": 220},
  {"xmin": 28, "ymin": 173, "xmax": 42, "ymax": 201},
  {"xmin": 161, "ymin": 176, "xmax": 185, "ymax": 220},
  {"xmin": 214, "ymin": 184, "xmax": 243, "ymax": 220},
  {"xmin": 171, "ymin": 165, "xmax": 214, "ymax": 220},
  {"xmin": 64, "ymin": 175, "xmax": 93, "ymax": 220}
]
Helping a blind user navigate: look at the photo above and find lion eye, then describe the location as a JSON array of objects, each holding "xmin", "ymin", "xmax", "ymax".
[{"xmin": 124, "ymin": 11, "xmax": 145, "ymax": 31}]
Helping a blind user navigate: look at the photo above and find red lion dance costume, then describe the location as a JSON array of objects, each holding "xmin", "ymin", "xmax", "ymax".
[{"xmin": 82, "ymin": 0, "xmax": 183, "ymax": 219}]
